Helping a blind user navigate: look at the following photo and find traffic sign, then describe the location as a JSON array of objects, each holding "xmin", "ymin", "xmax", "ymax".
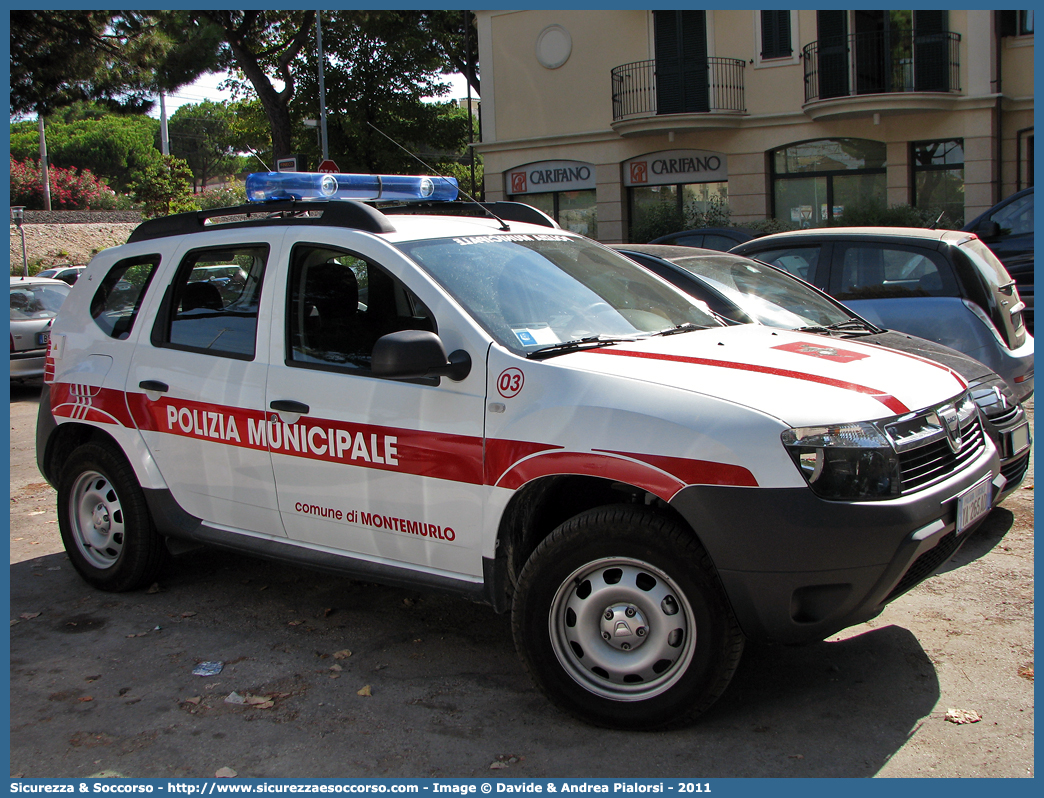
[{"xmin": 318, "ymin": 160, "xmax": 340, "ymax": 173}]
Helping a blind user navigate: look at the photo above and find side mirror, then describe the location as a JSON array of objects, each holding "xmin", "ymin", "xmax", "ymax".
[
  {"xmin": 977, "ymin": 220, "xmax": 1002, "ymax": 240},
  {"xmin": 371, "ymin": 329, "xmax": 472, "ymax": 382}
]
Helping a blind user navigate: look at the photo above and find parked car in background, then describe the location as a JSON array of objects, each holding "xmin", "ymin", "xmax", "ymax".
[
  {"xmin": 731, "ymin": 227, "xmax": 1033, "ymax": 404},
  {"xmin": 649, "ymin": 227, "xmax": 760, "ymax": 251},
  {"xmin": 10, "ymin": 276, "xmax": 71, "ymax": 379},
  {"xmin": 613, "ymin": 244, "xmax": 1032, "ymax": 500},
  {"xmin": 35, "ymin": 265, "xmax": 86, "ymax": 285},
  {"xmin": 963, "ymin": 187, "xmax": 1033, "ymax": 333}
]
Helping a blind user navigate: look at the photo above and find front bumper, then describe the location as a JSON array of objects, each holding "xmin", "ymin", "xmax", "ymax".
[
  {"xmin": 984, "ymin": 404, "xmax": 1032, "ymax": 500},
  {"xmin": 671, "ymin": 443, "xmax": 1001, "ymax": 645}
]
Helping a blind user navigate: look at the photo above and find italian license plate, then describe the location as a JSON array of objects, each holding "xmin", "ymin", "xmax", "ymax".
[
  {"xmin": 957, "ymin": 477, "xmax": 992, "ymax": 535},
  {"xmin": 35, "ymin": 331, "xmax": 49, "ymax": 347},
  {"xmin": 1008, "ymin": 422, "xmax": 1031, "ymax": 456}
]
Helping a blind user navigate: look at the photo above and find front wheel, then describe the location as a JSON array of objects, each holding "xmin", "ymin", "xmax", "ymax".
[
  {"xmin": 511, "ymin": 506, "xmax": 743, "ymax": 729},
  {"xmin": 57, "ymin": 442, "xmax": 168, "ymax": 592}
]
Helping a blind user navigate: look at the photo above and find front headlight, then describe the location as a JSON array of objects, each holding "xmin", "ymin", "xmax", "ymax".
[{"xmin": 781, "ymin": 422, "xmax": 900, "ymax": 500}]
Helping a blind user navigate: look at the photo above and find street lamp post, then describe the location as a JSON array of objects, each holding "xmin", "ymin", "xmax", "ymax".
[{"xmin": 11, "ymin": 206, "xmax": 29, "ymax": 279}]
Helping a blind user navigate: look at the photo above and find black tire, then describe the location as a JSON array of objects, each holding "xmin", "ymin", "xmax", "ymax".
[
  {"xmin": 57, "ymin": 442, "xmax": 168, "ymax": 592},
  {"xmin": 511, "ymin": 505, "xmax": 744, "ymax": 729}
]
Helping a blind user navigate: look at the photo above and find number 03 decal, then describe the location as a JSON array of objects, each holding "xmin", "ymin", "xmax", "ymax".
[{"xmin": 497, "ymin": 368, "xmax": 525, "ymax": 398}]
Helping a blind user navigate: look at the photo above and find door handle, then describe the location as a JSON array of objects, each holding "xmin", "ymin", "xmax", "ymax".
[
  {"xmin": 138, "ymin": 380, "xmax": 169, "ymax": 393},
  {"xmin": 269, "ymin": 399, "xmax": 310, "ymax": 414}
]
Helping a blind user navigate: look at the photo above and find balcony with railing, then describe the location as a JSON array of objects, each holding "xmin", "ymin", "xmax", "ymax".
[
  {"xmin": 610, "ymin": 57, "xmax": 746, "ymax": 135},
  {"xmin": 802, "ymin": 29, "xmax": 961, "ymax": 117}
]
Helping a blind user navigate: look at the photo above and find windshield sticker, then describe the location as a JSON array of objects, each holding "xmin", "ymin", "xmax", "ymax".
[
  {"xmin": 513, "ymin": 326, "xmax": 559, "ymax": 347},
  {"xmin": 452, "ymin": 233, "xmax": 572, "ymax": 246},
  {"xmin": 772, "ymin": 341, "xmax": 869, "ymax": 363}
]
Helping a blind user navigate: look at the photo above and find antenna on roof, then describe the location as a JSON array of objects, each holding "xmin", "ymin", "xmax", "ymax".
[{"xmin": 365, "ymin": 121, "xmax": 511, "ymax": 231}]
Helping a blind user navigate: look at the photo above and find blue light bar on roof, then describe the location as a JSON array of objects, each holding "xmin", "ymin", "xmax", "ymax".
[{"xmin": 245, "ymin": 172, "xmax": 459, "ymax": 203}]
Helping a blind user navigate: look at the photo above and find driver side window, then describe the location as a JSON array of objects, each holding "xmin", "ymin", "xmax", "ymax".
[{"xmin": 287, "ymin": 245, "xmax": 435, "ymax": 373}]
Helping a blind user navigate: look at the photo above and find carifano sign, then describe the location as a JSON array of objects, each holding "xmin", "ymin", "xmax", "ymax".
[
  {"xmin": 623, "ymin": 150, "xmax": 728, "ymax": 187},
  {"xmin": 506, "ymin": 160, "xmax": 597, "ymax": 195}
]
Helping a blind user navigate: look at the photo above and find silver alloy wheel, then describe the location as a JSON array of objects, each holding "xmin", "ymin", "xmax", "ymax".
[
  {"xmin": 68, "ymin": 470, "xmax": 126, "ymax": 569},
  {"xmin": 549, "ymin": 557, "xmax": 697, "ymax": 701}
]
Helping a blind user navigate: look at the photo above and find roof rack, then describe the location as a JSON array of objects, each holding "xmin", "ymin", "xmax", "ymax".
[
  {"xmin": 381, "ymin": 201, "xmax": 559, "ymax": 229},
  {"xmin": 127, "ymin": 199, "xmax": 396, "ymax": 243}
]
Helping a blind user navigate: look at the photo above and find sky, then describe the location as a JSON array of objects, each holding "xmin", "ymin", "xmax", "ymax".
[{"xmin": 150, "ymin": 71, "xmax": 475, "ymax": 119}]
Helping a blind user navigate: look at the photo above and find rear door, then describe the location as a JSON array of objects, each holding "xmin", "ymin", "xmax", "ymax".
[{"xmin": 125, "ymin": 230, "xmax": 286, "ymax": 537}]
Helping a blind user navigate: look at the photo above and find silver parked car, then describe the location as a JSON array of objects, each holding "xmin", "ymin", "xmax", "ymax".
[
  {"xmin": 10, "ymin": 276, "xmax": 70, "ymax": 379},
  {"xmin": 614, "ymin": 244, "xmax": 1032, "ymax": 500}
]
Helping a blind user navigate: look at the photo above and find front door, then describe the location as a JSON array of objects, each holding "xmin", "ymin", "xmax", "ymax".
[{"xmin": 264, "ymin": 235, "xmax": 489, "ymax": 579}]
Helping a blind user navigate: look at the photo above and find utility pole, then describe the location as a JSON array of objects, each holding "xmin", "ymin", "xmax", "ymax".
[
  {"xmin": 160, "ymin": 92, "xmax": 170, "ymax": 156},
  {"xmin": 316, "ymin": 11, "xmax": 329, "ymax": 162},
  {"xmin": 38, "ymin": 114, "xmax": 51, "ymax": 211}
]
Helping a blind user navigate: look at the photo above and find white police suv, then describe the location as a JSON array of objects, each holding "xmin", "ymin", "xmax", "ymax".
[{"xmin": 37, "ymin": 172, "xmax": 1002, "ymax": 729}]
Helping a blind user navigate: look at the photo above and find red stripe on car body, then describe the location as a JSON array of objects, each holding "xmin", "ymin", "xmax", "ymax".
[
  {"xmin": 50, "ymin": 385, "xmax": 756, "ymax": 500},
  {"xmin": 591, "ymin": 348, "xmax": 910, "ymax": 414}
]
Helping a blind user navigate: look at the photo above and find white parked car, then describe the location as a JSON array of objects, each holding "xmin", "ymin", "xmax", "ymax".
[{"xmin": 37, "ymin": 172, "xmax": 1002, "ymax": 728}]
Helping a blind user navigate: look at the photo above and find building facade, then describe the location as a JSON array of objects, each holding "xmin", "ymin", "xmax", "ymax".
[{"xmin": 474, "ymin": 9, "xmax": 1034, "ymax": 242}]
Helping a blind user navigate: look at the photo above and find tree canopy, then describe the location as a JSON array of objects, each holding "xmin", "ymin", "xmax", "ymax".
[
  {"xmin": 168, "ymin": 101, "xmax": 246, "ymax": 191},
  {"xmin": 10, "ymin": 11, "xmax": 166, "ymax": 115}
]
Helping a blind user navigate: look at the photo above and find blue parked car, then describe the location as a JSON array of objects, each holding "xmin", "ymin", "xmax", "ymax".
[{"xmin": 731, "ymin": 227, "xmax": 1033, "ymax": 404}]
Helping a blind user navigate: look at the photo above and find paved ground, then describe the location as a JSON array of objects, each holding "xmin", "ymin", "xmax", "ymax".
[{"xmin": 9, "ymin": 379, "xmax": 1034, "ymax": 778}]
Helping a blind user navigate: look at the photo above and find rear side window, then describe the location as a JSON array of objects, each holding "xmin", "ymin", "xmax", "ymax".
[
  {"xmin": 152, "ymin": 245, "xmax": 268, "ymax": 359},
  {"xmin": 835, "ymin": 244, "xmax": 958, "ymax": 300},
  {"xmin": 748, "ymin": 246, "xmax": 821, "ymax": 282},
  {"xmin": 90, "ymin": 256, "xmax": 160, "ymax": 339}
]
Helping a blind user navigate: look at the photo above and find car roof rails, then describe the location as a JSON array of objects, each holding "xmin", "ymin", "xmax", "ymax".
[
  {"xmin": 127, "ymin": 199, "xmax": 396, "ymax": 243},
  {"xmin": 380, "ymin": 201, "xmax": 559, "ymax": 229}
]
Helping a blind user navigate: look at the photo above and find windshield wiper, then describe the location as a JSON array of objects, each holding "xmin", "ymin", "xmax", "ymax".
[
  {"xmin": 653, "ymin": 322, "xmax": 711, "ymax": 337},
  {"xmin": 798, "ymin": 319, "xmax": 880, "ymax": 336},
  {"xmin": 527, "ymin": 335, "xmax": 636, "ymax": 360}
]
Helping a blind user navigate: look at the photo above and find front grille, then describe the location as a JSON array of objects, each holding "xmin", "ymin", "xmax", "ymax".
[
  {"xmin": 884, "ymin": 531, "xmax": 962, "ymax": 603},
  {"xmin": 897, "ymin": 413, "xmax": 986, "ymax": 492}
]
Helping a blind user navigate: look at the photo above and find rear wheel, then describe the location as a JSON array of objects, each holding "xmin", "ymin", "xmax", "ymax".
[
  {"xmin": 511, "ymin": 505, "xmax": 743, "ymax": 729},
  {"xmin": 58, "ymin": 442, "xmax": 168, "ymax": 592}
]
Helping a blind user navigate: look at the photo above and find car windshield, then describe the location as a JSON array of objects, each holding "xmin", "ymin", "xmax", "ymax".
[
  {"xmin": 10, "ymin": 282, "xmax": 70, "ymax": 320},
  {"xmin": 669, "ymin": 254, "xmax": 855, "ymax": 329},
  {"xmin": 398, "ymin": 233, "xmax": 721, "ymax": 355}
]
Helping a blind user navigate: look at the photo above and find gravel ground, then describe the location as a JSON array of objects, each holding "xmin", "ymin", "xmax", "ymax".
[
  {"xmin": 9, "ymin": 223, "xmax": 137, "ymax": 272},
  {"xmin": 8, "ymin": 379, "xmax": 1034, "ymax": 778}
]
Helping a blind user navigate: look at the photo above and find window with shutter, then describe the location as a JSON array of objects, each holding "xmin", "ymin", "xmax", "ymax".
[
  {"xmin": 761, "ymin": 10, "xmax": 792, "ymax": 59},
  {"xmin": 654, "ymin": 10, "xmax": 709, "ymax": 114}
]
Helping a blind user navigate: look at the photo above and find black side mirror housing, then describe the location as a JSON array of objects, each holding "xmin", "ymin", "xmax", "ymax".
[
  {"xmin": 371, "ymin": 330, "xmax": 472, "ymax": 382},
  {"xmin": 978, "ymin": 220, "xmax": 1002, "ymax": 240}
]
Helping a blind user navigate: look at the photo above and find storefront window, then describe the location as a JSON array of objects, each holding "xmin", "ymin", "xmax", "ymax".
[
  {"xmin": 911, "ymin": 139, "xmax": 965, "ymax": 226},
  {"xmin": 514, "ymin": 190, "xmax": 597, "ymax": 237},
  {"xmin": 629, "ymin": 182, "xmax": 728, "ymax": 242},
  {"xmin": 771, "ymin": 138, "xmax": 886, "ymax": 226}
]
